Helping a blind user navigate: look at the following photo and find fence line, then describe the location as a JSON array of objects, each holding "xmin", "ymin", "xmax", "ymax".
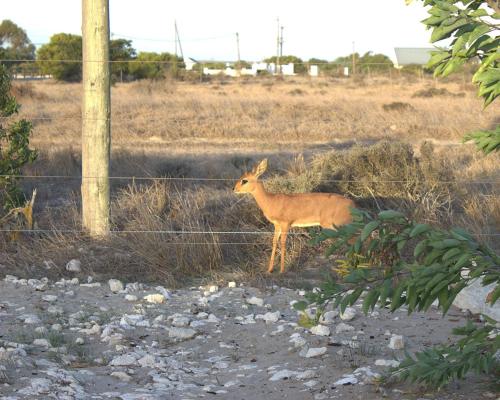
[
  {"xmin": 1, "ymin": 59, "xmax": 399, "ymax": 66},
  {"xmin": 0, "ymin": 174, "xmax": 498, "ymax": 185},
  {"xmin": 0, "ymin": 228, "xmax": 498, "ymax": 237}
]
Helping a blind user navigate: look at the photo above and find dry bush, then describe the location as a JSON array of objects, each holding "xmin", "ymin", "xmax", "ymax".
[
  {"xmin": 382, "ymin": 102, "xmax": 415, "ymax": 112},
  {"xmin": 412, "ymin": 87, "xmax": 465, "ymax": 98},
  {"xmin": 10, "ymin": 82, "xmax": 48, "ymax": 101},
  {"xmin": 307, "ymin": 141, "xmax": 457, "ymax": 224}
]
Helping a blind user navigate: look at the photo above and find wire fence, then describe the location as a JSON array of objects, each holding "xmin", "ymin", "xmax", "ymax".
[{"xmin": 0, "ymin": 57, "xmax": 496, "ymax": 242}]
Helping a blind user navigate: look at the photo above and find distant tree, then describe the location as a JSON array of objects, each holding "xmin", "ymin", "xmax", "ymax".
[
  {"xmin": 235, "ymin": 60, "xmax": 252, "ymax": 69},
  {"xmin": 264, "ymin": 55, "xmax": 307, "ymax": 74},
  {"xmin": 0, "ymin": 20, "xmax": 35, "ymax": 70},
  {"xmin": 128, "ymin": 52, "xmax": 184, "ymax": 80},
  {"xmin": 308, "ymin": 58, "xmax": 339, "ymax": 75},
  {"xmin": 334, "ymin": 51, "xmax": 393, "ymax": 72},
  {"xmin": 37, "ymin": 33, "xmax": 82, "ymax": 82},
  {"xmin": 109, "ymin": 38, "xmax": 136, "ymax": 82}
]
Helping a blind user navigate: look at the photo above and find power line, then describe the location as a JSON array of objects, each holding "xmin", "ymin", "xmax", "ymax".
[
  {"xmin": 0, "ymin": 228, "xmax": 498, "ymax": 237},
  {"xmin": 0, "ymin": 174, "xmax": 497, "ymax": 185}
]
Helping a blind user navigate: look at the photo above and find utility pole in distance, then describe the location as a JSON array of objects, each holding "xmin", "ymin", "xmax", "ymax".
[
  {"xmin": 276, "ymin": 18, "xmax": 280, "ymax": 75},
  {"xmin": 280, "ymin": 26, "xmax": 284, "ymax": 60},
  {"xmin": 81, "ymin": 0, "xmax": 111, "ymax": 237},
  {"xmin": 236, "ymin": 32, "xmax": 241, "ymax": 74},
  {"xmin": 352, "ymin": 41, "xmax": 356, "ymax": 76}
]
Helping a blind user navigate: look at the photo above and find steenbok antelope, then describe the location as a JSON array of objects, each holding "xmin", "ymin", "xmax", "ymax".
[{"xmin": 234, "ymin": 159, "xmax": 356, "ymax": 273}]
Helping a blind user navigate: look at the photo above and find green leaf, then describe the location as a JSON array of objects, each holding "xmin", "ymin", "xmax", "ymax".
[
  {"xmin": 378, "ymin": 210, "xmax": 405, "ymax": 220},
  {"xmin": 360, "ymin": 220, "xmax": 380, "ymax": 242},
  {"xmin": 430, "ymin": 18, "xmax": 470, "ymax": 42},
  {"xmin": 442, "ymin": 247, "xmax": 463, "ymax": 261},
  {"xmin": 410, "ymin": 223, "xmax": 431, "ymax": 238},
  {"xmin": 293, "ymin": 300, "xmax": 308, "ymax": 312},
  {"xmin": 362, "ymin": 289, "xmax": 380, "ymax": 314}
]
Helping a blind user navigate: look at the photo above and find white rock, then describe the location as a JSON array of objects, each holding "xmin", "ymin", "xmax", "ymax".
[
  {"xmin": 47, "ymin": 306, "xmax": 63, "ymax": 316},
  {"xmin": 340, "ymin": 307, "xmax": 356, "ymax": 321},
  {"xmin": 269, "ymin": 369, "xmax": 296, "ymax": 381},
  {"xmin": 75, "ymin": 337, "xmax": 84, "ymax": 345},
  {"xmin": 453, "ymin": 278, "xmax": 500, "ymax": 320},
  {"xmin": 227, "ymin": 281, "xmax": 237, "ymax": 288},
  {"xmin": 207, "ymin": 313, "xmax": 220, "ymax": 323},
  {"xmin": 109, "ymin": 354, "xmax": 136, "ymax": 366},
  {"xmin": 154, "ymin": 286, "xmax": 172, "ymax": 299},
  {"xmin": 303, "ymin": 380, "xmax": 318, "ymax": 388},
  {"xmin": 334, "ymin": 375, "xmax": 358, "ymax": 385},
  {"xmin": 167, "ymin": 327, "xmax": 197, "ymax": 340},
  {"xmin": 125, "ymin": 294, "xmax": 138, "ymax": 302},
  {"xmin": 336, "ymin": 322, "xmax": 355, "ymax": 333},
  {"xmin": 375, "ymin": 359, "xmax": 400, "ymax": 368},
  {"xmin": 111, "ymin": 371, "xmax": 132, "ymax": 382},
  {"xmin": 246, "ymin": 296, "xmax": 264, "ymax": 307},
  {"xmin": 144, "ymin": 294, "xmax": 165, "ymax": 304},
  {"xmin": 80, "ymin": 324, "xmax": 101, "ymax": 335},
  {"xmin": 66, "ymin": 259, "xmax": 81, "ymax": 272},
  {"xmin": 51, "ymin": 323, "xmax": 62, "ymax": 331},
  {"xmin": 209, "ymin": 285, "xmax": 219, "ymax": 293},
  {"xmin": 120, "ymin": 314, "xmax": 149, "ymax": 329},
  {"xmin": 389, "ymin": 335, "xmax": 404, "ymax": 350},
  {"xmin": 41, "ymin": 295, "xmax": 57, "ymax": 302},
  {"xmin": 33, "ymin": 339, "xmax": 50, "ymax": 348},
  {"xmin": 296, "ymin": 370, "xmax": 317, "ymax": 380},
  {"xmin": 19, "ymin": 314, "xmax": 41, "ymax": 324},
  {"xmin": 255, "ymin": 311, "xmax": 280, "ymax": 323},
  {"xmin": 353, "ymin": 367, "xmax": 381, "ymax": 384},
  {"xmin": 303, "ymin": 347, "xmax": 327, "ymax": 358},
  {"xmin": 319, "ymin": 310, "xmax": 339, "ymax": 324},
  {"xmin": 108, "ymin": 279, "xmax": 124, "ymax": 293},
  {"xmin": 310, "ymin": 325, "xmax": 331, "ymax": 336},
  {"xmin": 171, "ymin": 316, "xmax": 191, "ymax": 327},
  {"xmin": 138, "ymin": 354, "xmax": 156, "ymax": 368},
  {"xmin": 289, "ymin": 333, "xmax": 307, "ymax": 348}
]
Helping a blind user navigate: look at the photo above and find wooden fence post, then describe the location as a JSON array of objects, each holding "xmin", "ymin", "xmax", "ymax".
[{"xmin": 81, "ymin": 0, "xmax": 111, "ymax": 236}]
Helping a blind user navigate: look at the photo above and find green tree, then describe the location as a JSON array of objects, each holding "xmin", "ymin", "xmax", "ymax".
[
  {"xmin": 37, "ymin": 33, "xmax": 82, "ymax": 82},
  {"xmin": 0, "ymin": 64, "xmax": 37, "ymax": 209},
  {"xmin": 264, "ymin": 55, "xmax": 307, "ymax": 74},
  {"xmin": 0, "ymin": 20, "xmax": 35, "ymax": 63},
  {"xmin": 334, "ymin": 52, "xmax": 393, "ymax": 72},
  {"xmin": 109, "ymin": 38, "xmax": 136, "ymax": 82},
  {"xmin": 128, "ymin": 51, "xmax": 184, "ymax": 80},
  {"xmin": 413, "ymin": 0, "xmax": 499, "ymax": 153}
]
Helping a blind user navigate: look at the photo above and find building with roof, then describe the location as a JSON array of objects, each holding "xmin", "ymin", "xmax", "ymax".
[{"xmin": 394, "ymin": 47, "xmax": 434, "ymax": 67}]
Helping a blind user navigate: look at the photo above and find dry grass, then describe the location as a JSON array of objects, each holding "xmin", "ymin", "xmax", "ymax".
[
  {"xmin": 11, "ymin": 76, "xmax": 497, "ymax": 149},
  {"xmin": 1, "ymin": 76, "xmax": 498, "ymax": 285}
]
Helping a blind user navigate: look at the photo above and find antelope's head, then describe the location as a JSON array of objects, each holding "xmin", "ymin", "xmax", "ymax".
[{"xmin": 233, "ymin": 159, "xmax": 268, "ymax": 194}]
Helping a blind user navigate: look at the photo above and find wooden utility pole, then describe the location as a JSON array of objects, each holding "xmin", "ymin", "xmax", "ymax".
[
  {"xmin": 276, "ymin": 18, "xmax": 280, "ymax": 75},
  {"xmin": 352, "ymin": 41, "xmax": 356, "ymax": 76},
  {"xmin": 81, "ymin": 0, "xmax": 111, "ymax": 237}
]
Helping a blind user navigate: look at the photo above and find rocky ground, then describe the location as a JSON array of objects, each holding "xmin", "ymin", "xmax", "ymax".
[{"xmin": 0, "ymin": 266, "xmax": 497, "ymax": 400}]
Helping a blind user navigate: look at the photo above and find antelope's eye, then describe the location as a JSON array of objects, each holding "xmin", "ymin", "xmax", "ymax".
[{"xmin": 241, "ymin": 179, "xmax": 248, "ymax": 185}]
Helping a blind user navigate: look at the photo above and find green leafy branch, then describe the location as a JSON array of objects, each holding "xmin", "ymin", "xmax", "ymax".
[
  {"xmin": 386, "ymin": 319, "xmax": 499, "ymax": 388},
  {"xmin": 416, "ymin": 0, "xmax": 499, "ymax": 154},
  {"xmin": 0, "ymin": 64, "xmax": 37, "ymax": 209},
  {"xmin": 297, "ymin": 208, "xmax": 500, "ymax": 388}
]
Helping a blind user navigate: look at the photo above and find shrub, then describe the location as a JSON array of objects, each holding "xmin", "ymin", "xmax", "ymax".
[{"xmin": 0, "ymin": 64, "xmax": 37, "ymax": 210}]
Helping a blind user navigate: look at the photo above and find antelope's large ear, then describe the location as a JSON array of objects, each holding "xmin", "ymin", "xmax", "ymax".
[{"xmin": 252, "ymin": 159, "xmax": 268, "ymax": 178}]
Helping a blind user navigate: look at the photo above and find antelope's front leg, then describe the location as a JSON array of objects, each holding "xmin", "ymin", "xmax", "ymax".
[
  {"xmin": 279, "ymin": 224, "xmax": 289, "ymax": 273},
  {"xmin": 268, "ymin": 225, "xmax": 281, "ymax": 273}
]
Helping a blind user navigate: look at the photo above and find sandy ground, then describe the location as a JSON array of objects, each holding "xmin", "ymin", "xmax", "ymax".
[{"xmin": 0, "ymin": 271, "xmax": 497, "ymax": 400}]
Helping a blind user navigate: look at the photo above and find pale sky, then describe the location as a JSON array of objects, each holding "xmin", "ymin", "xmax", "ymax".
[{"xmin": 2, "ymin": 1, "xmax": 432, "ymax": 62}]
